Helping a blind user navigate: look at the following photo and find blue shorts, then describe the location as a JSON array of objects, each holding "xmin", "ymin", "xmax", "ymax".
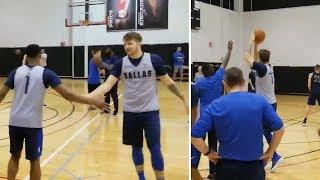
[
  {"xmin": 308, "ymin": 94, "xmax": 320, "ymax": 105},
  {"xmin": 122, "ymin": 110, "xmax": 160, "ymax": 148},
  {"xmin": 9, "ymin": 126, "xmax": 43, "ymax": 160}
]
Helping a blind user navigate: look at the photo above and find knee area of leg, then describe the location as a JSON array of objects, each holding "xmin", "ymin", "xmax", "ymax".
[
  {"xmin": 29, "ymin": 159, "xmax": 40, "ymax": 166},
  {"xmin": 132, "ymin": 146, "xmax": 143, "ymax": 153},
  {"xmin": 148, "ymin": 144, "xmax": 161, "ymax": 153},
  {"xmin": 132, "ymin": 146, "xmax": 144, "ymax": 165},
  {"xmin": 11, "ymin": 153, "xmax": 21, "ymax": 161},
  {"xmin": 149, "ymin": 145, "xmax": 164, "ymax": 170}
]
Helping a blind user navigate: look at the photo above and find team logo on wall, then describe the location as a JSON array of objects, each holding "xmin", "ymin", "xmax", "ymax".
[
  {"xmin": 107, "ymin": 0, "xmax": 136, "ymax": 31},
  {"xmin": 107, "ymin": 0, "xmax": 168, "ymax": 31},
  {"xmin": 137, "ymin": 0, "xmax": 168, "ymax": 29}
]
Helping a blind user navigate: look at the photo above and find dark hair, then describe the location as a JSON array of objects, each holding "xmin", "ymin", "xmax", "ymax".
[
  {"xmin": 91, "ymin": 48, "xmax": 101, "ymax": 54},
  {"xmin": 105, "ymin": 48, "xmax": 114, "ymax": 58},
  {"xmin": 224, "ymin": 67, "xmax": 245, "ymax": 87},
  {"xmin": 258, "ymin": 49, "xmax": 270, "ymax": 63},
  {"xmin": 315, "ymin": 64, "xmax": 320, "ymax": 71},
  {"xmin": 202, "ymin": 63, "xmax": 215, "ymax": 77},
  {"xmin": 123, "ymin": 31, "xmax": 142, "ymax": 42},
  {"xmin": 26, "ymin": 44, "xmax": 41, "ymax": 58}
]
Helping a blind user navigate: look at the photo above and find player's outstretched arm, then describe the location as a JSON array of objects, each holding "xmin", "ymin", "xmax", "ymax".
[
  {"xmin": 221, "ymin": 40, "xmax": 233, "ymax": 69},
  {"xmin": 53, "ymin": 85, "xmax": 109, "ymax": 111},
  {"xmin": 88, "ymin": 75, "xmax": 119, "ymax": 98},
  {"xmin": 249, "ymin": 31, "xmax": 259, "ymax": 60},
  {"xmin": 0, "ymin": 85, "xmax": 10, "ymax": 103}
]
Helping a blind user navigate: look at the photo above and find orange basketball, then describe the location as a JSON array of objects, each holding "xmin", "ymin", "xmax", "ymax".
[{"xmin": 254, "ymin": 29, "xmax": 266, "ymax": 44}]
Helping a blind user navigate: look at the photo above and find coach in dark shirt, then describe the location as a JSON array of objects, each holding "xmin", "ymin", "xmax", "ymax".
[{"xmin": 191, "ymin": 67, "xmax": 284, "ymax": 180}]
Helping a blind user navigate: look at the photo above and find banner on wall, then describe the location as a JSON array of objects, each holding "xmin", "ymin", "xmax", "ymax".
[
  {"xmin": 137, "ymin": 0, "xmax": 168, "ymax": 29},
  {"xmin": 107, "ymin": 0, "xmax": 168, "ymax": 31},
  {"xmin": 107, "ymin": 0, "xmax": 136, "ymax": 31}
]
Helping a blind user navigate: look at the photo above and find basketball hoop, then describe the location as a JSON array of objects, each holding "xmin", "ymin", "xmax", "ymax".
[{"xmin": 79, "ymin": 20, "xmax": 90, "ymax": 26}]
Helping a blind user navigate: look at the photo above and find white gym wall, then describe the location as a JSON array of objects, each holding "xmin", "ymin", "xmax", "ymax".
[
  {"xmin": 191, "ymin": 2, "xmax": 241, "ymax": 69},
  {"xmin": 242, "ymin": 5, "xmax": 320, "ymax": 67},
  {"xmin": 192, "ymin": 1, "xmax": 320, "ymax": 67},
  {"xmin": 72, "ymin": 0, "xmax": 189, "ymax": 45},
  {"xmin": 0, "ymin": 0, "xmax": 188, "ymax": 47},
  {"xmin": 0, "ymin": 0, "xmax": 68, "ymax": 47}
]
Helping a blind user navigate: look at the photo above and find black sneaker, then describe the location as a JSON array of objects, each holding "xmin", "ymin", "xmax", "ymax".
[
  {"xmin": 113, "ymin": 111, "xmax": 118, "ymax": 116},
  {"xmin": 302, "ymin": 120, "xmax": 307, "ymax": 126}
]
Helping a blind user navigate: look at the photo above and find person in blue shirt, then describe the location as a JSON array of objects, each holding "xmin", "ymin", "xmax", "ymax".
[
  {"xmin": 88, "ymin": 48, "xmax": 105, "ymax": 110},
  {"xmin": 102, "ymin": 48, "xmax": 119, "ymax": 115},
  {"xmin": 192, "ymin": 67, "xmax": 284, "ymax": 180},
  {"xmin": 193, "ymin": 41, "xmax": 233, "ymax": 179},
  {"xmin": 190, "ymin": 83, "xmax": 202, "ymax": 180},
  {"xmin": 172, "ymin": 47, "xmax": 185, "ymax": 81}
]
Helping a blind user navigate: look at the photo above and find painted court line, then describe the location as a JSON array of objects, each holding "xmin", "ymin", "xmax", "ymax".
[{"xmin": 23, "ymin": 94, "xmax": 123, "ymax": 180}]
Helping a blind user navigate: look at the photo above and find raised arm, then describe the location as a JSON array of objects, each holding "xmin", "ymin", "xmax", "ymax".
[
  {"xmin": 220, "ymin": 41, "xmax": 233, "ymax": 69},
  {"xmin": 249, "ymin": 31, "xmax": 259, "ymax": 60}
]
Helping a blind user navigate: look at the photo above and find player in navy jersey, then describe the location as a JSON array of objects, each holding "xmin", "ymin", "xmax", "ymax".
[
  {"xmin": 88, "ymin": 32, "xmax": 188, "ymax": 180},
  {"xmin": 0, "ymin": 44, "xmax": 108, "ymax": 180},
  {"xmin": 302, "ymin": 64, "xmax": 320, "ymax": 126}
]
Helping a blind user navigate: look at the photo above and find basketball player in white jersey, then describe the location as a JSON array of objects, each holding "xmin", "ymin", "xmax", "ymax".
[
  {"xmin": 0, "ymin": 44, "xmax": 108, "ymax": 180},
  {"xmin": 244, "ymin": 34, "xmax": 282, "ymax": 172},
  {"xmin": 88, "ymin": 32, "xmax": 188, "ymax": 180}
]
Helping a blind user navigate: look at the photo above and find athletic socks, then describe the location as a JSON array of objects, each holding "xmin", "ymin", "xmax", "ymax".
[
  {"xmin": 132, "ymin": 145, "xmax": 165, "ymax": 180},
  {"xmin": 132, "ymin": 146, "xmax": 145, "ymax": 180},
  {"xmin": 149, "ymin": 145, "xmax": 165, "ymax": 179}
]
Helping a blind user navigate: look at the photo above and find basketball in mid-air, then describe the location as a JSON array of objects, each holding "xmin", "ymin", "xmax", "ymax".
[{"xmin": 254, "ymin": 29, "xmax": 266, "ymax": 44}]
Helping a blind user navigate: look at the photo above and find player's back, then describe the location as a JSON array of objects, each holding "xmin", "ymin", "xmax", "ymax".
[
  {"xmin": 10, "ymin": 65, "xmax": 46, "ymax": 128},
  {"xmin": 255, "ymin": 64, "xmax": 276, "ymax": 104},
  {"xmin": 310, "ymin": 72, "xmax": 320, "ymax": 94},
  {"xmin": 195, "ymin": 68, "xmax": 224, "ymax": 114}
]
